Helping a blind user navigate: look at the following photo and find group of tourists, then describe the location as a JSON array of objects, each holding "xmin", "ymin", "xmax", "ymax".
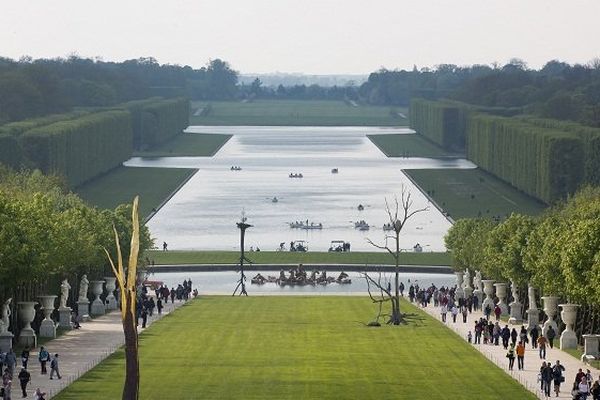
[
  {"xmin": 137, "ymin": 279, "xmax": 195, "ymax": 328},
  {"xmin": 0, "ymin": 345, "xmax": 61, "ymax": 399}
]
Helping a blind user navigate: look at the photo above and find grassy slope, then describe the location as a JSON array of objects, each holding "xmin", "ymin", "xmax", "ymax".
[
  {"xmin": 405, "ymin": 168, "xmax": 546, "ymax": 220},
  {"xmin": 147, "ymin": 250, "xmax": 451, "ymax": 266},
  {"xmin": 190, "ymin": 100, "xmax": 407, "ymax": 126},
  {"xmin": 133, "ymin": 132, "xmax": 232, "ymax": 157},
  {"xmin": 55, "ymin": 297, "xmax": 535, "ymax": 400},
  {"xmin": 367, "ymin": 134, "xmax": 452, "ymax": 158},
  {"xmin": 75, "ymin": 167, "xmax": 196, "ymax": 218}
]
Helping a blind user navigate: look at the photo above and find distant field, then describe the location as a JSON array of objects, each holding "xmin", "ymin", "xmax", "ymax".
[
  {"xmin": 55, "ymin": 297, "xmax": 536, "ymax": 400},
  {"xmin": 134, "ymin": 132, "xmax": 231, "ymax": 157},
  {"xmin": 190, "ymin": 100, "xmax": 407, "ymax": 126},
  {"xmin": 368, "ymin": 133, "xmax": 453, "ymax": 158},
  {"xmin": 405, "ymin": 168, "xmax": 546, "ymax": 220},
  {"xmin": 146, "ymin": 250, "xmax": 451, "ymax": 266},
  {"xmin": 76, "ymin": 167, "xmax": 196, "ymax": 218}
]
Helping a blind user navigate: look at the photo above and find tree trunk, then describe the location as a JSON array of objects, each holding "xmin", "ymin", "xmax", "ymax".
[{"xmin": 122, "ymin": 293, "xmax": 139, "ymax": 400}]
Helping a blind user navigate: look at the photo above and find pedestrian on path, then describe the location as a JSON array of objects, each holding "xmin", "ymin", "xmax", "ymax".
[
  {"xmin": 579, "ymin": 377, "xmax": 591, "ymax": 400},
  {"xmin": 461, "ymin": 306, "xmax": 468, "ymax": 323},
  {"xmin": 516, "ymin": 341, "xmax": 525, "ymax": 370},
  {"xmin": 552, "ymin": 360, "xmax": 565, "ymax": 397},
  {"xmin": 2, "ymin": 378, "xmax": 12, "ymax": 400},
  {"xmin": 38, "ymin": 347, "xmax": 49, "ymax": 375},
  {"xmin": 484, "ymin": 304, "xmax": 492, "ymax": 320},
  {"xmin": 440, "ymin": 304, "xmax": 447, "ymax": 323},
  {"xmin": 157, "ymin": 297, "xmax": 163, "ymax": 315},
  {"xmin": 49, "ymin": 354, "xmax": 61, "ymax": 380},
  {"xmin": 494, "ymin": 305, "xmax": 501, "ymax": 321},
  {"xmin": 467, "ymin": 331, "xmax": 472, "ymax": 343},
  {"xmin": 510, "ymin": 328, "xmax": 518, "ymax": 346},
  {"xmin": 20, "ymin": 347, "xmax": 29, "ymax": 369},
  {"xmin": 530, "ymin": 325, "xmax": 539, "ymax": 349},
  {"xmin": 546, "ymin": 326, "xmax": 556, "ymax": 348},
  {"xmin": 506, "ymin": 344, "xmax": 516, "ymax": 371},
  {"xmin": 590, "ymin": 377, "xmax": 600, "ymax": 400},
  {"xmin": 4, "ymin": 349, "xmax": 16, "ymax": 376},
  {"xmin": 537, "ymin": 335, "xmax": 547, "ymax": 359},
  {"xmin": 541, "ymin": 361, "xmax": 553, "ymax": 397},
  {"xmin": 17, "ymin": 367, "xmax": 30, "ymax": 398},
  {"xmin": 501, "ymin": 325, "xmax": 510, "ymax": 349},
  {"xmin": 33, "ymin": 388, "xmax": 46, "ymax": 400},
  {"xmin": 451, "ymin": 305, "xmax": 458, "ymax": 323}
]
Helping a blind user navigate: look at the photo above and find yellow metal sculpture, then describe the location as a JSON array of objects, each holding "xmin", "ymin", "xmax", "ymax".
[{"xmin": 104, "ymin": 196, "xmax": 140, "ymax": 400}]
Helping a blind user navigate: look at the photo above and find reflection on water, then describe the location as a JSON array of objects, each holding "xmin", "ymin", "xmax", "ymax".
[
  {"xmin": 126, "ymin": 126, "xmax": 476, "ymax": 251},
  {"xmin": 149, "ymin": 270, "xmax": 455, "ymax": 295}
]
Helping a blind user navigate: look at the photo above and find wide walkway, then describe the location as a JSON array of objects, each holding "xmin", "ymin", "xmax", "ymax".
[
  {"xmin": 19, "ymin": 297, "xmax": 187, "ymax": 399},
  {"xmin": 419, "ymin": 299, "xmax": 599, "ymax": 399}
]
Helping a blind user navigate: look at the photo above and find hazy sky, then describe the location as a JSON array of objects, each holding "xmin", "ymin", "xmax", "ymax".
[{"xmin": 2, "ymin": 0, "xmax": 599, "ymax": 74}]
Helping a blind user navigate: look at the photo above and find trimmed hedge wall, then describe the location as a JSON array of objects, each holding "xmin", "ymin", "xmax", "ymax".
[
  {"xmin": 20, "ymin": 110, "xmax": 133, "ymax": 187},
  {"xmin": 466, "ymin": 115, "xmax": 584, "ymax": 204},
  {"xmin": 409, "ymin": 99, "xmax": 468, "ymax": 151},
  {"xmin": 0, "ymin": 135, "xmax": 24, "ymax": 169},
  {"xmin": 0, "ymin": 111, "xmax": 90, "ymax": 137}
]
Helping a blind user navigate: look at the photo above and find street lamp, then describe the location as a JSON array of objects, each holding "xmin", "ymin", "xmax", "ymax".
[{"xmin": 233, "ymin": 211, "xmax": 252, "ymax": 296}]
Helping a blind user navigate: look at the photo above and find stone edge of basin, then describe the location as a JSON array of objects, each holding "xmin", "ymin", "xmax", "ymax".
[{"xmin": 146, "ymin": 264, "xmax": 453, "ymax": 274}]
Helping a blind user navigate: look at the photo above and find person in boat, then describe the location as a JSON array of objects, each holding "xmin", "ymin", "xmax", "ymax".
[
  {"xmin": 338, "ymin": 272, "xmax": 349, "ymax": 280},
  {"xmin": 290, "ymin": 241, "xmax": 295, "ymax": 251},
  {"xmin": 279, "ymin": 242, "xmax": 285, "ymax": 251},
  {"xmin": 279, "ymin": 270, "xmax": 287, "ymax": 281}
]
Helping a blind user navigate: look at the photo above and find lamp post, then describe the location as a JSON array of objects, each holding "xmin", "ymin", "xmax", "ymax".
[{"xmin": 233, "ymin": 212, "xmax": 252, "ymax": 296}]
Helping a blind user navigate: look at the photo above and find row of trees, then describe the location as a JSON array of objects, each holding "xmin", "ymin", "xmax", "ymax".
[
  {"xmin": 0, "ymin": 56, "xmax": 236, "ymax": 123},
  {"xmin": 408, "ymin": 99, "xmax": 466, "ymax": 151},
  {"xmin": 0, "ymin": 168, "xmax": 152, "ymax": 331},
  {"xmin": 445, "ymin": 187, "xmax": 600, "ymax": 338}
]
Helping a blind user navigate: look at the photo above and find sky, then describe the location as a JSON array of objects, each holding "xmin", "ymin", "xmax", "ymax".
[{"xmin": 2, "ymin": 0, "xmax": 600, "ymax": 74}]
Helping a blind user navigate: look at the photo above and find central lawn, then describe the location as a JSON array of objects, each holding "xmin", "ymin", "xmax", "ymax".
[
  {"xmin": 190, "ymin": 100, "xmax": 407, "ymax": 126},
  {"xmin": 75, "ymin": 166, "xmax": 196, "ymax": 219},
  {"xmin": 55, "ymin": 297, "xmax": 535, "ymax": 400},
  {"xmin": 367, "ymin": 133, "xmax": 454, "ymax": 158},
  {"xmin": 133, "ymin": 132, "xmax": 232, "ymax": 157},
  {"xmin": 405, "ymin": 168, "xmax": 546, "ymax": 220},
  {"xmin": 147, "ymin": 250, "xmax": 451, "ymax": 266}
]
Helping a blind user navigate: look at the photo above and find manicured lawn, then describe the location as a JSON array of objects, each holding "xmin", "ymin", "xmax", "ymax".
[
  {"xmin": 368, "ymin": 133, "xmax": 454, "ymax": 158},
  {"xmin": 133, "ymin": 132, "xmax": 232, "ymax": 157},
  {"xmin": 76, "ymin": 166, "xmax": 196, "ymax": 218},
  {"xmin": 54, "ymin": 297, "xmax": 535, "ymax": 400},
  {"xmin": 405, "ymin": 168, "xmax": 546, "ymax": 220},
  {"xmin": 147, "ymin": 250, "xmax": 451, "ymax": 266},
  {"xmin": 190, "ymin": 100, "xmax": 407, "ymax": 126}
]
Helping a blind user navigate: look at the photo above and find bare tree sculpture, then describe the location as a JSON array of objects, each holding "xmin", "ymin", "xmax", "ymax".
[
  {"xmin": 233, "ymin": 212, "xmax": 252, "ymax": 296},
  {"xmin": 366, "ymin": 186, "xmax": 428, "ymax": 325}
]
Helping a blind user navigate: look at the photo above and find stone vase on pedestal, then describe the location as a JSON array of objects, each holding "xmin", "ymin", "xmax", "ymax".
[
  {"xmin": 541, "ymin": 296, "xmax": 559, "ymax": 337},
  {"xmin": 77, "ymin": 299, "xmax": 90, "ymax": 322},
  {"xmin": 455, "ymin": 271, "xmax": 465, "ymax": 299},
  {"xmin": 494, "ymin": 282, "xmax": 509, "ymax": 316},
  {"xmin": 18, "ymin": 301, "xmax": 37, "ymax": 347},
  {"xmin": 38, "ymin": 295, "xmax": 57, "ymax": 338},
  {"xmin": 559, "ymin": 304, "xmax": 580, "ymax": 349},
  {"xmin": 104, "ymin": 277, "xmax": 118, "ymax": 310},
  {"xmin": 90, "ymin": 280, "xmax": 106, "ymax": 316},
  {"xmin": 508, "ymin": 281, "xmax": 523, "ymax": 325},
  {"xmin": 481, "ymin": 280, "xmax": 495, "ymax": 313},
  {"xmin": 526, "ymin": 286, "xmax": 540, "ymax": 332}
]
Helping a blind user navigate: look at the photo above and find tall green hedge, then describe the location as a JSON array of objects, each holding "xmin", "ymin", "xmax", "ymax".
[
  {"xmin": 466, "ymin": 115, "xmax": 584, "ymax": 204},
  {"xmin": 121, "ymin": 97, "xmax": 189, "ymax": 149},
  {"xmin": 0, "ymin": 135, "xmax": 24, "ymax": 169},
  {"xmin": 20, "ymin": 110, "xmax": 133, "ymax": 187},
  {"xmin": 0, "ymin": 111, "xmax": 90, "ymax": 137},
  {"xmin": 409, "ymin": 99, "xmax": 468, "ymax": 151}
]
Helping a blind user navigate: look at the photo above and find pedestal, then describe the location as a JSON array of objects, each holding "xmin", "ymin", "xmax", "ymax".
[
  {"xmin": 526, "ymin": 308, "xmax": 540, "ymax": 332},
  {"xmin": 473, "ymin": 289, "xmax": 483, "ymax": 310},
  {"xmin": 38, "ymin": 295, "xmax": 57, "ymax": 338},
  {"xmin": 104, "ymin": 277, "xmax": 118, "ymax": 310},
  {"xmin": 509, "ymin": 301, "xmax": 523, "ymax": 325},
  {"xmin": 454, "ymin": 271, "xmax": 464, "ymax": 299},
  {"xmin": 17, "ymin": 301, "xmax": 37, "ymax": 348},
  {"xmin": 58, "ymin": 307, "xmax": 72, "ymax": 329},
  {"xmin": 494, "ymin": 282, "xmax": 509, "ymax": 316},
  {"xmin": 0, "ymin": 332, "xmax": 13, "ymax": 352},
  {"xmin": 77, "ymin": 300, "xmax": 91, "ymax": 322},
  {"xmin": 464, "ymin": 286, "xmax": 473, "ymax": 300},
  {"xmin": 559, "ymin": 304, "xmax": 579, "ymax": 349},
  {"xmin": 482, "ymin": 280, "xmax": 495, "ymax": 313},
  {"xmin": 582, "ymin": 334, "xmax": 600, "ymax": 362},
  {"xmin": 541, "ymin": 296, "xmax": 559, "ymax": 337},
  {"xmin": 90, "ymin": 280, "xmax": 106, "ymax": 316}
]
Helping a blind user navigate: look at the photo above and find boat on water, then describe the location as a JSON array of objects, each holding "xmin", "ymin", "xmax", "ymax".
[
  {"xmin": 383, "ymin": 223, "xmax": 394, "ymax": 231},
  {"xmin": 272, "ymin": 197, "xmax": 279, "ymax": 203},
  {"xmin": 357, "ymin": 204, "xmax": 364, "ymax": 211},
  {"xmin": 289, "ymin": 221, "xmax": 322, "ymax": 229},
  {"xmin": 354, "ymin": 220, "xmax": 369, "ymax": 230},
  {"xmin": 230, "ymin": 166, "xmax": 242, "ymax": 171},
  {"xmin": 331, "ymin": 168, "xmax": 339, "ymax": 174},
  {"xmin": 289, "ymin": 173, "xmax": 304, "ymax": 178}
]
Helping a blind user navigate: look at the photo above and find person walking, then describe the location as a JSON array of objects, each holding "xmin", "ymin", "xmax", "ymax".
[
  {"xmin": 516, "ymin": 341, "xmax": 526, "ymax": 370},
  {"xmin": 546, "ymin": 326, "xmax": 556, "ymax": 348},
  {"xmin": 501, "ymin": 325, "xmax": 511, "ymax": 349},
  {"xmin": 38, "ymin": 347, "xmax": 49, "ymax": 375},
  {"xmin": 461, "ymin": 306, "xmax": 468, "ymax": 323},
  {"xmin": 510, "ymin": 328, "xmax": 518, "ymax": 346},
  {"xmin": 17, "ymin": 368, "xmax": 30, "ymax": 398},
  {"xmin": 156, "ymin": 297, "xmax": 163, "ymax": 315},
  {"xmin": 440, "ymin": 304, "xmax": 447, "ymax": 323},
  {"xmin": 537, "ymin": 335, "xmax": 547, "ymax": 359},
  {"xmin": 530, "ymin": 325, "xmax": 539, "ymax": 349},
  {"xmin": 506, "ymin": 344, "xmax": 516, "ymax": 371},
  {"xmin": 2, "ymin": 378, "xmax": 12, "ymax": 400},
  {"xmin": 20, "ymin": 348, "xmax": 29, "ymax": 370},
  {"xmin": 579, "ymin": 377, "xmax": 591, "ymax": 400},
  {"xmin": 49, "ymin": 354, "xmax": 61, "ymax": 380},
  {"xmin": 591, "ymin": 376, "xmax": 600, "ymax": 400},
  {"xmin": 451, "ymin": 305, "xmax": 458, "ymax": 323},
  {"xmin": 541, "ymin": 361, "xmax": 553, "ymax": 397},
  {"xmin": 4, "ymin": 349, "xmax": 16, "ymax": 376},
  {"xmin": 33, "ymin": 388, "xmax": 46, "ymax": 400},
  {"xmin": 552, "ymin": 360, "xmax": 565, "ymax": 397},
  {"xmin": 494, "ymin": 304, "xmax": 501, "ymax": 321}
]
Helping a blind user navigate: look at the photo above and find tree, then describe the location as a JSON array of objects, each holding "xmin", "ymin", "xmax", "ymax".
[
  {"xmin": 366, "ymin": 187, "xmax": 428, "ymax": 325},
  {"xmin": 445, "ymin": 218, "xmax": 495, "ymax": 274}
]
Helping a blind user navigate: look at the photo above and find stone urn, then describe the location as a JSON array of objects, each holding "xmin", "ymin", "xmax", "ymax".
[
  {"xmin": 481, "ymin": 279, "xmax": 495, "ymax": 313},
  {"xmin": 38, "ymin": 295, "xmax": 57, "ymax": 338},
  {"xmin": 90, "ymin": 280, "xmax": 106, "ymax": 316},
  {"xmin": 494, "ymin": 282, "xmax": 509, "ymax": 316},
  {"xmin": 508, "ymin": 281, "xmax": 523, "ymax": 325},
  {"xmin": 541, "ymin": 296, "xmax": 559, "ymax": 337},
  {"xmin": 526, "ymin": 285, "xmax": 540, "ymax": 331},
  {"xmin": 104, "ymin": 277, "xmax": 118, "ymax": 310},
  {"xmin": 455, "ymin": 271, "xmax": 465, "ymax": 299},
  {"xmin": 559, "ymin": 304, "xmax": 580, "ymax": 349},
  {"xmin": 17, "ymin": 301, "xmax": 37, "ymax": 347}
]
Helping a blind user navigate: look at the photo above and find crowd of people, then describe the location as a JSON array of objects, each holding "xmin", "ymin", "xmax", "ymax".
[{"xmin": 1, "ymin": 345, "xmax": 57, "ymax": 399}]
